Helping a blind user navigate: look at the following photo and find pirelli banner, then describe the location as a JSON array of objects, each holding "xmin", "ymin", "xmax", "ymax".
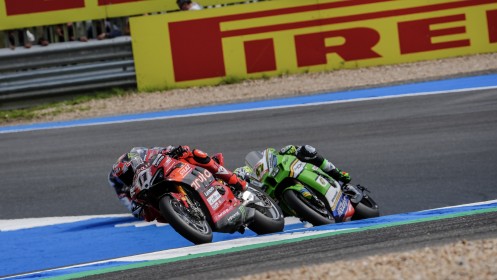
[
  {"xmin": 131, "ymin": 0, "xmax": 497, "ymax": 90},
  {"xmin": 0, "ymin": 0, "xmax": 254, "ymax": 31}
]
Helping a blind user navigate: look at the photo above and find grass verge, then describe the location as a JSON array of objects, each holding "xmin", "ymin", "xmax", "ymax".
[{"xmin": 0, "ymin": 88, "xmax": 131, "ymax": 125}]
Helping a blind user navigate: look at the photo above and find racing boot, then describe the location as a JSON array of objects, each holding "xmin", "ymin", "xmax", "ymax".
[
  {"xmin": 320, "ymin": 158, "xmax": 351, "ymax": 185},
  {"xmin": 292, "ymin": 145, "xmax": 352, "ymax": 185},
  {"xmin": 211, "ymin": 153, "xmax": 225, "ymax": 165},
  {"xmin": 144, "ymin": 206, "xmax": 168, "ymax": 223},
  {"xmin": 134, "ymin": 204, "xmax": 168, "ymax": 223}
]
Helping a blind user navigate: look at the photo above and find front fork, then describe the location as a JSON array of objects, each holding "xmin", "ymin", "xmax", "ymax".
[
  {"xmin": 172, "ymin": 185, "xmax": 207, "ymax": 220},
  {"xmin": 173, "ymin": 185, "xmax": 190, "ymax": 208}
]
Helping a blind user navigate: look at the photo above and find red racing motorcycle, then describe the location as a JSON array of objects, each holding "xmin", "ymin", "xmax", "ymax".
[{"xmin": 130, "ymin": 153, "xmax": 284, "ymax": 244}]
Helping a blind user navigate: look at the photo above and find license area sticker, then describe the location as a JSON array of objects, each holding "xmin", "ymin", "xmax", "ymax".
[{"xmin": 207, "ymin": 191, "xmax": 222, "ymax": 206}]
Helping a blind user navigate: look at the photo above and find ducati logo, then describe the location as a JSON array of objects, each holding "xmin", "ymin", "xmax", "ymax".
[{"xmin": 216, "ymin": 166, "xmax": 229, "ymax": 175}]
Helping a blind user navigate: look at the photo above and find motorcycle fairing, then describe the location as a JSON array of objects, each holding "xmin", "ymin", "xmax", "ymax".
[
  {"xmin": 294, "ymin": 165, "xmax": 354, "ymax": 222},
  {"xmin": 288, "ymin": 159, "xmax": 306, "ymax": 178},
  {"xmin": 330, "ymin": 193, "xmax": 354, "ymax": 222},
  {"xmin": 166, "ymin": 163, "xmax": 247, "ymax": 232},
  {"xmin": 247, "ymin": 149, "xmax": 353, "ymax": 222},
  {"xmin": 213, "ymin": 204, "xmax": 255, "ymax": 233},
  {"xmin": 201, "ymin": 184, "xmax": 248, "ymax": 233}
]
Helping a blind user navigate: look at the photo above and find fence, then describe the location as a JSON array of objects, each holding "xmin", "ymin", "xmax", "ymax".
[
  {"xmin": 0, "ymin": 0, "xmax": 267, "ymax": 110},
  {"xmin": 0, "ymin": 36, "xmax": 135, "ymax": 110}
]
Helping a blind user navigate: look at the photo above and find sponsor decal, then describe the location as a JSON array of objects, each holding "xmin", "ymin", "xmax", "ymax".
[
  {"xmin": 179, "ymin": 164, "xmax": 193, "ymax": 176},
  {"xmin": 130, "ymin": 0, "xmax": 497, "ymax": 90},
  {"xmin": 290, "ymin": 160, "xmax": 305, "ymax": 178},
  {"xmin": 191, "ymin": 169, "xmax": 213, "ymax": 190},
  {"xmin": 239, "ymin": 205, "xmax": 246, "ymax": 217},
  {"xmin": 203, "ymin": 186, "xmax": 215, "ymax": 197},
  {"xmin": 162, "ymin": 158, "xmax": 175, "ymax": 175},
  {"xmin": 316, "ymin": 176, "xmax": 328, "ymax": 187},
  {"xmin": 216, "ymin": 205, "xmax": 233, "ymax": 220},
  {"xmin": 152, "ymin": 154, "xmax": 164, "ymax": 167},
  {"xmin": 325, "ymin": 185, "xmax": 342, "ymax": 210},
  {"xmin": 227, "ymin": 210, "xmax": 242, "ymax": 224},
  {"xmin": 336, "ymin": 197, "xmax": 348, "ymax": 216},
  {"xmin": 216, "ymin": 166, "xmax": 229, "ymax": 175},
  {"xmin": 299, "ymin": 189, "xmax": 312, "ymax": 199},
  {"xmin": 207, "ymin": 191, "xmax": 222, "ymax": 206},
  {"xmin": 211, "ymin": 200, "xmax": 221, "ymax": 210}
]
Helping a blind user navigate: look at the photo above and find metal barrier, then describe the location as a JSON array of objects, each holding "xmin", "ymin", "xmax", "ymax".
[{"xmin": 0, "ymin": 36, "xmax": 135, "ymax": 109}]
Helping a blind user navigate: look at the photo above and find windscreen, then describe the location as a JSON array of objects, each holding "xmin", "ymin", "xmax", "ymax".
[{"xmin": 245, "ymin": 151, "xmax": 263, "ymax": 169}]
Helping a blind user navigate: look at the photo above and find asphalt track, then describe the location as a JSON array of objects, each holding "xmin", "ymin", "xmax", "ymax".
[
  {"xmin": 1, "ymin": 85, "xmax": 497, "ymax": 278},
  {"xmin": 1, "ymin": 87, "xmax": 497, "ymax": 219}
]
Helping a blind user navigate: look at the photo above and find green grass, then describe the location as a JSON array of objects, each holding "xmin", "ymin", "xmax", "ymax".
[
  {"xmin": 0, "ymin": 72, "xmax": 284, "ymax": 124},
  {"xmin": 0, "ymin": 88, "xmax": 132, "ymax": 124},
  {"xmin": 219, "ymin": 76, "xmax": 245, "ymax": 85}
]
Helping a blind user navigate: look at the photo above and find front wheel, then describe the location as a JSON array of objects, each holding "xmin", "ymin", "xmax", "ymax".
[
  {"xmin": 246, "ymin": 186, "xmax": 285, "ymax": 235},
  {"xmin": 283, "ymin": 189, "xmax": 333, "ymax": 226},
  {"xmin": 159, "ymin": 195, "xmax": 213, "ymax": 244},
  {"xmin": 352, "ymin": 195, "xmax": 380, "ymax": 220}
]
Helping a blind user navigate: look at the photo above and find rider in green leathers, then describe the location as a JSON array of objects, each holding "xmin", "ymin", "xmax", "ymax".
[{"xmin": 235, "ymin": 145, "xmax": 351, "ymax": 185}]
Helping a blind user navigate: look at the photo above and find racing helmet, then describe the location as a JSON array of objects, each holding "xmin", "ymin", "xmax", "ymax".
[
  {"xmin": 129, "ymin": 147, "xmax": 148, "ymax": 160},
  {"xmin": 112, "ymin": 148, "xmax": 147, "ymax": 186}
]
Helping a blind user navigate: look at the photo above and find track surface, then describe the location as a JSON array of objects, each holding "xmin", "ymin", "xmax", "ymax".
[
  {"xmin": 1, "ymin": 88, "xmax": 496, "ymax": 219},
  {"xmin": 1, "ymin": 87, "xmax": 497, "ymax": 279}
]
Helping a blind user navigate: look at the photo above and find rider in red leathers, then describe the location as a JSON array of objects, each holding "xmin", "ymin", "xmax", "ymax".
[{"xmin": 109, "ymin": 145, "xmax": 246, "ymax": 222}]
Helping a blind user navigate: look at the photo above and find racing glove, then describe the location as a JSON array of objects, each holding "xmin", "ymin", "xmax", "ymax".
[
  {"xmin": 167, "ymin": 145, "xmax": 191, "ymax": 159},
  {"xmin": 328, "ymin": 168, "xmax": 351, "ymax": 185}
]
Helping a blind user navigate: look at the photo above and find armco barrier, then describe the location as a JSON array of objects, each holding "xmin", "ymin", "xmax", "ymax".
[{"xmin": 0, "ymin": 37, "xmax": 135, "ymax": 109}]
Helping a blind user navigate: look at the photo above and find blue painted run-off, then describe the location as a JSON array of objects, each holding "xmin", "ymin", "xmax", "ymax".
[
  {"xmin": 2, "ymin": 201, "xmax": 497, "ymax": 279},
  {"xmin": 1, "ymin": 73, "xmax": 497, "ymax": 134}
]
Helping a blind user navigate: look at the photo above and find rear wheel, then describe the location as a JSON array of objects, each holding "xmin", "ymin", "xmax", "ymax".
[
  {"xmin": 246, "ymin": 186, "xmax": 284, "ymax": 234},
  {"xmin": 159, "ymin": 195, "xmax": 213, "ymax": 244},
  {"xmin": 283, "ymin": 189, "xmax": 333, "ymax": 226},
  {"xmin": 352, "ymin": 195, "xmax": 380, "ymax": 220}
]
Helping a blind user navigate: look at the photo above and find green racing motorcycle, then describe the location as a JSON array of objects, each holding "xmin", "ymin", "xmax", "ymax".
[{"xmin": 243, "ymin": 148, "xmax": 379, "ymax": 226}]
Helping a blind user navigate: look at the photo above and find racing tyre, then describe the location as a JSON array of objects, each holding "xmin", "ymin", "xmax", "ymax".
[
  {"xmin": 283, "ymin": 189, "xmax": 333, "ymax": 226},
  {"xmin": 352, "ymin": 195, "xmax": 380, "ymax": 220},
  {"xmin": 246, "ymin": 186, "xmax": 285, "ymax": 234},
  {"xmin": 159, "ymin": 195, "xmax": 213, "ymax": 244}
]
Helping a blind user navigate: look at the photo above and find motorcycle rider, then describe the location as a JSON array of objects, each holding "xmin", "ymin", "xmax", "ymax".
[
  {"xmin": 234, "ymin": 144, "xmax": 351, "ymax": 185},
  {"xmin": 109, "ymin": 145, "xmax": 247, "ymax": 222}
]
